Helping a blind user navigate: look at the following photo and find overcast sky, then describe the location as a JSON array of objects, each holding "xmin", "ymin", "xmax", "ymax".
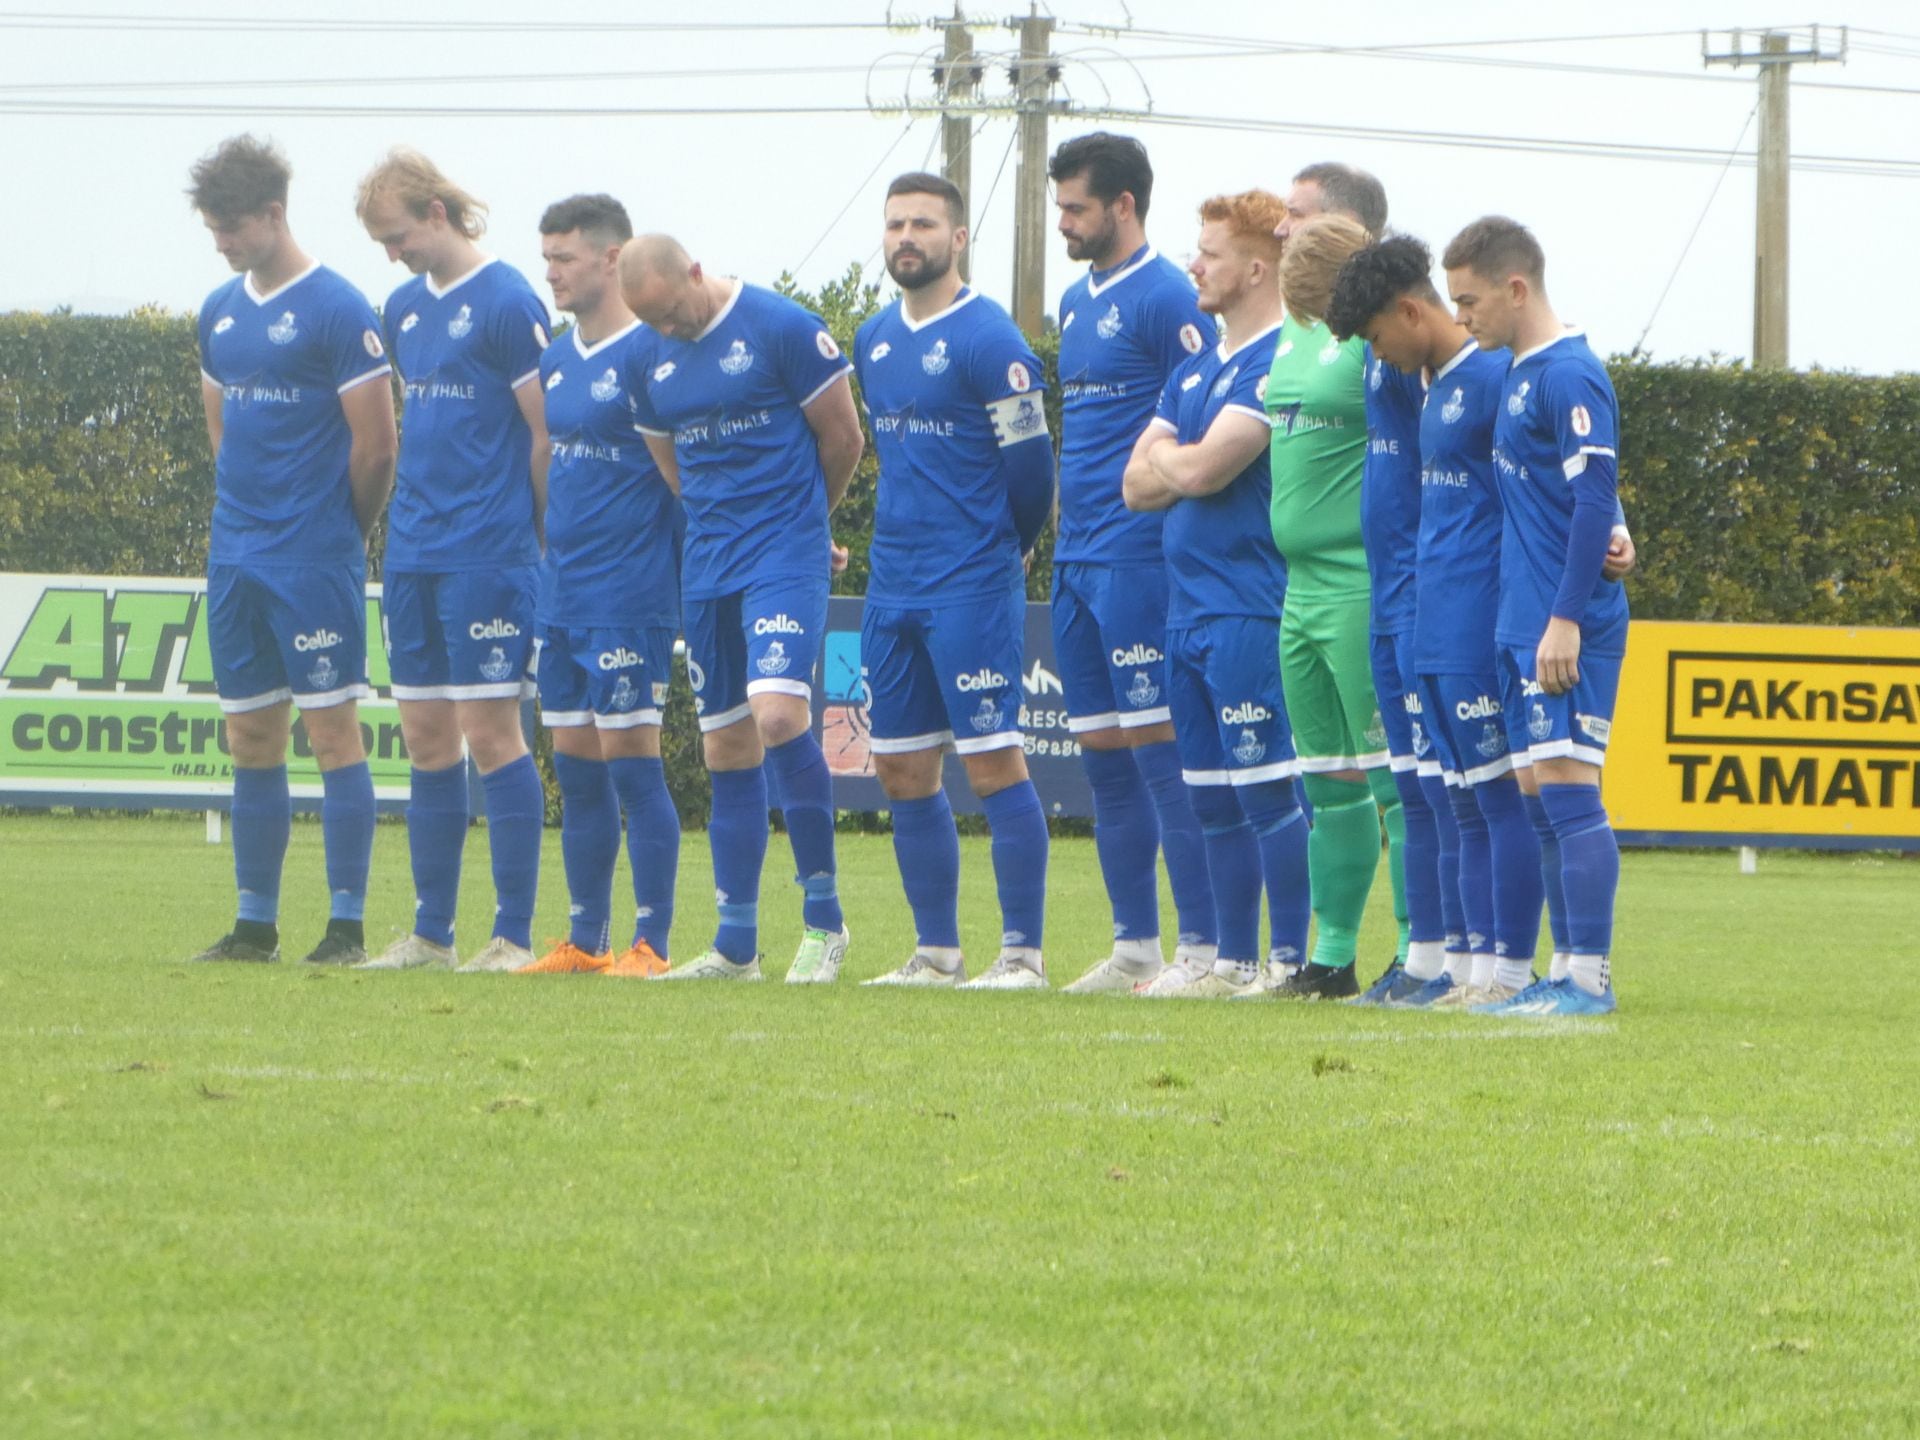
[{"xmin": 3, "ymin": 1, "xmax": 1916, "ymax": 373}]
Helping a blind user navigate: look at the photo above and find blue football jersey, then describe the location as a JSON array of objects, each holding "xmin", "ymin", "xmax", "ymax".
[
  {"xmin": 854, "ymin": 288, "xmax": 1048, "ymax": 608},
  {"xmin": 1362, "ymin": 350, "xmax": 1426, "ymax": 637},
  {"xmin": 537, "ymin": 320, "xmax": 683, "ymax": 628},
  {"xmin": 1491, "ymin": 331, "xmax": 1629, "ymax": 655},
  {"xmin": 625, "ymin": 282, "xmax": 852, "ymax": 601},
  {"xmin": 1055, "ymin": 247, "xmax": 1212, "ymax": 567},
  {"xmin": 1414, "ymin": 341, "xmax": 1507, "ymax": 675},
  {"xmin": 382, "ymin": 258, "xmax": 550, "ymax": 573},
  {"xmin": 197, "ymin": 264, "xmax": 391, "ymax": 568},
  {"xmin": 1151, "ymin": 323, "xmax": 1288, "ymax": 626}
]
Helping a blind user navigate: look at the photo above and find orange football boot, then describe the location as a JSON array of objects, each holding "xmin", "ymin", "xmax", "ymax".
[
  {"xmin": 604, "ymin": 939, "xmax": 669, "ymax": 978},
  {"xmin": 516, "ymin": 941, "xmax": 612, "ymax": 974}
]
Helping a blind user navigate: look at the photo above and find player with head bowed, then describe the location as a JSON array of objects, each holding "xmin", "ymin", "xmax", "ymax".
[
  {"xmin": 1046, "ymin": 132, "xmax": 1222, "ymax": 997},
  {"xmin": 1440, "ymin": 217, "xmax": 1627, "ymax": 1015},
  {"xmin": 1120, "ymin": 190, "xmax": 1311, "ymax": 998},
  {"xmin": 850, "ymin": 172, "xmax": 1056, "ymax": 989},
  {"xmin": 513, "ymin": 194, "xmax": 685, "ymax": 978},
  {"xmin": 354, "ymin": 148, "xmax": 552, "ymax": 973},
  {"xmin": 186, "ymin": 135, "xmax": 397, "ymax": 966},
  {"xmin": 617, "ymin": 233, "xmax": 864, "ymax": 982}
]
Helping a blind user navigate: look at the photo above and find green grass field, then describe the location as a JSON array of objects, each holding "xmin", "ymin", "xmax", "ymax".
[{"xmin": 4, "ymin": 813, "xmax": 1917, "ymax": 1438}]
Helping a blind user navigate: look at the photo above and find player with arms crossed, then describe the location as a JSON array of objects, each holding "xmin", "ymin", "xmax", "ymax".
[
  {"xmin": 1443, "ymin": 217, "xmax": 1627, "ymax": 1016},
  {"xmin": 355, "ymin": 149, "xmax": 552, "ymax": 973},
  {"xmin": 1121, "ymin": 190, "xmax": 1311, "ymax": 999},
  {"xmin": 517, "ymin": 194, "xmax": 684, "ymax": 977},
  {"xmin": 851, "ymin": 173, "xmax": 1055, "ymax": 989},
  {"xmin": 618, "ymin": 235, "xmax": 864, "ymax": 982},
  {"xmin": 187, "ymin": 135, "xmax": 396, "ymax": 966},
  {"xmin": 1046, "ymin": 133, "xmax": 1220, "ymax": 995}
]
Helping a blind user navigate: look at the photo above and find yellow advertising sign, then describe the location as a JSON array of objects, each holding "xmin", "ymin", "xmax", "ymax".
[{"xmin": 1609, "ymin": 620, "xmax": 1920, "ymax": 846}]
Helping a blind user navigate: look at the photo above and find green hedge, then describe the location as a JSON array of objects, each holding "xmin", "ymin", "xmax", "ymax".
[{"xmin": 6, "ymin": 298, "xmax": 1918, "ymax": 827}]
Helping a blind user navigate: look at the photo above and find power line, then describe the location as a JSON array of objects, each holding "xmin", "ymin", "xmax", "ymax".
[
  {"xmin": 0, "ymin": 9, "xmax": 894, "ymax": 32},
  {"xmin": 790, "ymin": 117, "xmax": 923, "ymax": 279},
  {"xmin": 1633, "ymin": 101, "xmax": 1761, "ymax": 357},
  {"xmin": 971, "ymin": 125, "xmax": 1021, "ymax": 257}
]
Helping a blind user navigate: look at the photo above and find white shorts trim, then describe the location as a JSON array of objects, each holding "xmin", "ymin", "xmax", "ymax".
[
  {"xmin": 1460, "ymin": 755, "xmax": 1517, "ymax": 787},
  {"xmin": 868, "ymin": 729, "xmax": 955, "ymax": 755},
  {"xmin": 1182, "ymin": 768, "xmax": 1233, "ymax": 786},
  {"xmin": 1117, "ymin": 706, "xmax": 1173, "ymax": 729},
  {"xmin": 218, "ymin": 686, "xmax": 294, "ymax": 715},
  {"xmin": 952, "ymin": 730, "xmax": 1023, "ymax": 756},
  {"xmin": 290, "ymin": 682, "xmax": 370, "ymax": 712},
  {"xmin": 390, "ymin": 683, "xmax": 452, "ymax": 702},
  {"xmin": 1227, "ymin": 759, "xmax": 1300, "ymax": 785},
  {"xmin": 541, "ymin": 708, "xmax": 594, "ymax": 728},
  {"xmin": 746, "ymin": 678, "xmax": 812, "ymax": 702},
  {"xmin": 1067, "ymin": 711, "xmax": 1122, "ymax": 734},
  {"xmin": 1295, "ymin": 753, "xmax": 1361, "ymax": 774},
  {"xmin": 1415, "ymin": 758, "xmax": 1444, "ymax": 780},
  {"xmin": 437, "ymin": 681, "xmax": 531, "ymax": 703},
  {"xmin": 1440, "ymin": 768, "xmax": 1465, "ymax": 789},
  {"xmin": 1527, "ymin": 739, "xmax": 1608, "ymax": 768},
  {"xmin": 1510, "ymin": 752, "xmax": 1533, "ymax": 771},
  {"xmin": 1388, "ymin": 753, "xmax": 1419, "ymax": 773},
  {"xmin": 696, "ymin": 701, "xmax": 753, "ymax": 734},
  {"xmin": 597, "ymin": 708, "xmax": 663, "ymax": 731},
  {"xmin": 1354, "ymin": 747, "xmax": 1391, "ymax": 771}
]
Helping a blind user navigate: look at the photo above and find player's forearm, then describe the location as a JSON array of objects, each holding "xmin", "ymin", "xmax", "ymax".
[
  {"xmin": 819, "ymin": 430, "xmax": 863, "ymax": 512},
  {"xmin": 346, "ymin": 440, "xmax": 396, "ymax": 540},
  {"xmin": 528, "ymin": 447, "xmax": 550, "ymax": 551},
  {"xmin": 1122, "ymin": 454, "xmax": 1179, "ymax": 512},
  {"xmin": 1002, "ymin": 439, "xmax": 1055, "ymax": 554},
  {"xmin": 1146, "ymin": 437, "xmax": 1234, "ymax": 498},
  {"xmin": 1552, "ymin": 488, "xmax": 1618, "ymax": 625}
]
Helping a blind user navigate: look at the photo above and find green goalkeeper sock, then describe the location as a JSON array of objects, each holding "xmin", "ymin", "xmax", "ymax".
[
  {"xmin": 1369, "ymin": 766, "xmax": 1409, "ymax": 960},
  {"xmin": 1303, "ymin": 777, "xmax": 1379, "ymax": 970}
]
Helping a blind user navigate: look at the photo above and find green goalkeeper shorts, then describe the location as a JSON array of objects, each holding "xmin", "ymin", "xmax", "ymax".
[{"xmin": 1279, "ymin": 592, "xmax": 1390, "ymax": 772}]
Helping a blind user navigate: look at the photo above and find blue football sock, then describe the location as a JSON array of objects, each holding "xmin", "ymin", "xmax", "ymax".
[
  {"xmin": 1392, "ymin": 767, "xmax": 1443, "ymax": 946},
  {"xmin": 765, "ymin": 733, "xmax": 842, "ymax": 934},
  {"xmin": 609, "ymin": 755, "xmax": 678, "ymax": 958},
  {"xmin": 890, "ymin": 790, "xmax": 961, "ymax": 949},
  {"xmin": 1134, "ymin": 739, "xmax": 1217, "ymax": 947},
  {"xmin": 708, "ymin": 765, "xmax": 768, "ymax": 964},
  {"xmin": 554, "ymin": 752, "xmax": 618, "ymax": 953},
  {"xmin": 319, "ymin": 760, "xmax": 374, "ymax": 923},
  {"xmin": 407, "ymin": 761, "xmax": 468, "ymax": 947},
  {"xmin": 1539, "ymin": 783, "xmax": 1620, "ymax": 958},
  {"xmin": 481, "ymin": 754, "xmax": 543, "ymax": 950},
  {"xmin": 1475, "ymin": 773, "xmax": 1545, "ymax": 964},
  {"xmin": 1239, "ymin": 778, "xmax": 1310, "ymax": 969},
  {"xmin": 1445, "ymin": 785, "xmax": 1494, "ymax": 958},
  {"xmin": 1524, "ymin": 790, "xmax": 1571, "ymax": 954},
  {"xmin": 231, "ymin": 764, "xmax": 291, "ymax": 926},
  {"xmin": 1187, "ymin": 784, "xmax": 1259, "ymax": 964},
  {"xmin": 1421, "ymin": 773, "xmax": 1466, "ymax": 959},
  {"xmin": 982, "ymin": 780, "xmax": 1048, "ymax": 951},
  {"xmin": 1083, "ymin": 746, "xmax": 1160, "ymax": 942}
]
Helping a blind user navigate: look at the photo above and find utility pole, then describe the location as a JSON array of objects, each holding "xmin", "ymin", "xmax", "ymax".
[
  {"xmin": 1703, "ymin": 25, "xmax": 1847, "ymax": 369},
  {"xmin": 935, "ymin": 8, "xmax": 979, "ymax": 281},
  {"xmin": 1009, "ymin": 8, "xmax": 1057, "ymax": 338}
]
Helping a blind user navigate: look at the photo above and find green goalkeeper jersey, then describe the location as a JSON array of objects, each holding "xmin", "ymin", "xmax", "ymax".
[{"xmin": 1265, "ymin": 315, "xmax": 1370, "ymax": 601}]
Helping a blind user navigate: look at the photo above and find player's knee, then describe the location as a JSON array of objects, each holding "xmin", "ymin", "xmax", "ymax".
[
  {"xmin": 1186, "ymin": 782, "xmax": 1243, "ymax": 834},
  {"xmin": 750, "ymin": 694, "xmax": 811, "ymax": 748},
  {"xmin": 963, "ymin": 744, "xmax": 1029, "ymax": 798},
  {"xmin": 302, "ymin": 704, "xmax": 366, "ymax": 770},
  {"xmin": 225, "ymin": 706, "xmax": 291, "ymax": 768},
  {"xmin": 873, "ymin": 747, "xmax": 942, "ymax": 801}
]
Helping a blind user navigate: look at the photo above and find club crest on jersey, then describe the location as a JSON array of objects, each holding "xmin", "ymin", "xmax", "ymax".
[
  {"xmin": 306, "ymin": 654, "xmax": 337, "ymax": 691},
  {"xmin": 756, "ymin": 640, "xmax": 791, "ymax": 676},
  {"xmin": 400, "ymin": 313, "xmax": 419, "ymax": 333},
  {"xmin": 969, "ymin": 698, "xmax": 1001, "ymax": 734},
  {"xmin": 815, "ymin": 330, "xmax": 841, "ymax": 360},
  {"xmin": 869, "ymin": 340, "xmax": 892, "ymax": 362},
  {"xmin": 1211, "ymin": 364, "xmax": 1239, "ymax": 399},
  {"xmin": 1126, "ymin": 671, "xmax": 1160, "ymax": 708},
  {"xmin": 1369, "ymin": 360, "xmax": 1384, "ymax": 392},
  {"xmin": 1179, "ymin": 323, "xmax": 1205, "ymax": 354},
  {"xmin": 1006, "ymin": 360, "xmax": 1033, "ymax": 392},
  {"xmin": 266, "ymin": 311, "xmax": 298, "ymax": 345},
  {"xmin": 1411, "ymin": 720, "xmax": 1430, "ymax": 757},
  {"xmin": 608, "ymin": 675, "xmax": 638, "ymax": 712},
  {"xmin": 653, "ymin": 360, "xmax": 677, "ymax": 382},
  {"xmin": 1529, "ymin": 702, "xmax": 1553, "ymax": 741},
  {"xmin": 448, "ymin": 304, "xmax": 474, "ymax": 340},
  {"xmin": 479, "ymin": 645, "xmax": 513, "ymax": 683},
  {"xmin": 1318, "ymin": 335, "xmax": 1343, "ymax": 365},
  {"xmin": 1508, "ymin": 380, "xmax": 1531, "ymax": 417},
  {"xmin": 921, "ymin": 339, "xmax": 950, "ymax": 376},
  {"xmin": 1475, "ymin": 722, "xmax": 1508, "ymax": 759},
  {"xmin": 590, "ymin": 368, "xmax": 620, "ymax": 402},
  {"xmin": 1441, "ymin": 387, "xmax": 1465, "ymax": 424},
  {"xmin": 545, "ymin": 370, "xmax": 565, "ymax": 390},
  {"xmin": 1096, "ymin": 303, "xmax": 1123, "ymax": 340},
  {"xmin": 1570, "ymin": 404, "xmax": 1593, "ymax": 437},
  {"xmin": 1232, "ymin": 728, "xmax": 1266, "ymax": 766},
  {"xmin": 719, "ymin": 339, "xmax": 754, "ymax": 376}
]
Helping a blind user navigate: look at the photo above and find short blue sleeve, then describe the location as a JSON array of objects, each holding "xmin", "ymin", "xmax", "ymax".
[
  {"xmin": 321, "ymin": 284, "xmax": 391, "ymax": 393},
  {"xmin": 488, "ymin": 285, "xmax": 552, "ymax": 391},
  {"xmin": 772, "ymin": 298, "xmax": 853, "ymax": 409}
]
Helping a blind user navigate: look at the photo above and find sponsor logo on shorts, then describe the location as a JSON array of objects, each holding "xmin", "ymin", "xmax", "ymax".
[
  {"xmin": 756, "ymin": 640, "xmax": 791, "ymax": 676},
  {"xmin": 1520, "ymin": 676, "xmax": 1545, "ymax": 698},
  {"xmin": 969, "ymin": 698, "xmax": 1002, "ymax": 733},
  {"xmin": 598, "ymin": 647, "xmax": 641, "ymax": 669},
  {"xmin": 753, "ymin": 614, "xmax": 803, "ymax": 636},
  {"xmin": 448, "ymin": 304, "xmax": 474, "ymax": 340},
  {"xmin": 1220, "ymin": 701, "xmax": 1271, "ymax": 725},
  {"xmin": 1577, "ymin": 713, "xmax": 1612, "ymax": 743},
  {"xmin": 1110, "ymin": 643, "xmax": 1163, "ymax": 668},
  {"xmin": 479, "ymin": 645, "xmax": 514, "ymax": 683},
  {"xmin": 1475, "ymin": 722, "xmax": 1508, "ymax": 759},
  {"xmin": 1404, "ymin": 691, "xmax": 1423, "ymax": 714},
  {"xmin": 609, "ymin": 675, "xmax": 638, "ymax": 711},
  {"xmin": 1126, "ymin": 671, "xmax": 1160, "ymax": 708},
  {"xmin": 470, "ymin": 619, "xmax": 522, "ymax": 640},
  {"xmin": 719, "ymin": 339, "xmax": 754, "ymax": 376},
  {"xmin": 293, "ymin": 628, "xmax": 342, "ymax": 652},
  {"xmin": 956, "ymin": 668, "xmax": 1009, "ymax": 693},
  {"xmin": 1528, "ymin": 702, "xmax": 1553, "ymax": 741},
  {"xmin": 1454, "ymin": 695, "xmax": 1501, "ymax": 721},
  {"xmin": 1232, "ymin": 727, "xmax": 1266, "ymax": 765}
]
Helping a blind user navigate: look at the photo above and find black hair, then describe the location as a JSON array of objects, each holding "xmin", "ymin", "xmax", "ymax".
[
  {"xmin": 1047, "ymin": 131, "xmax": 1154, "ymax": 219},
  {"xmin": 1325, "ymin": 235, "xmax": 1440, "ymax": 341},
  {"xmin": 538, "ymin": 193, "xmax": 634, "ymax": 244},
  {"xmin": 1442, "ymin": 215, "xmax": 1546, "ymax": 288},
  {"xmin": 187, "ymin": 134, "xmax": 291, "ymax": 221},
  {"xmin": 885, "ymin": 171, "xmax": 966, "ymax": 225},
  {"xmin": 1293, "ymin": 161, "xmax": 1388, "ymax": 238}
]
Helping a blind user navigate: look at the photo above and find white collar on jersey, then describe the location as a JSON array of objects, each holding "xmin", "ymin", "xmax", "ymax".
[
  {"xmin": 1215, "ymin": 318, "xmax": 1282, "ymax": 364},
  {"xmin": 1084, "ymin": 246, "xmax": 1158, "ymax": 299},
  {"xmin": 1511, "ymin": 326, "xmax": 1584, "ymax": 366},
  {"xmin": 897, "ymin": 286, "xmax": 978, "ymax": 333},
  {"xmin": 1433, "ymin": 338, "xmax": 1480, "ymax": 382},
  {"xmin": 693, "ymin": 278, "xmax": 745, "ymax": 343},
  {"xmin": 425, "ymin": 255, "xmax": 496, "ymax": 301},
  {"xmin": 243, "ymin": 261, "xmax": 320, "ymax": 307},
  {"xmin": 571, "ymin": 316, "xmax": 641, "ymax": 360}
]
